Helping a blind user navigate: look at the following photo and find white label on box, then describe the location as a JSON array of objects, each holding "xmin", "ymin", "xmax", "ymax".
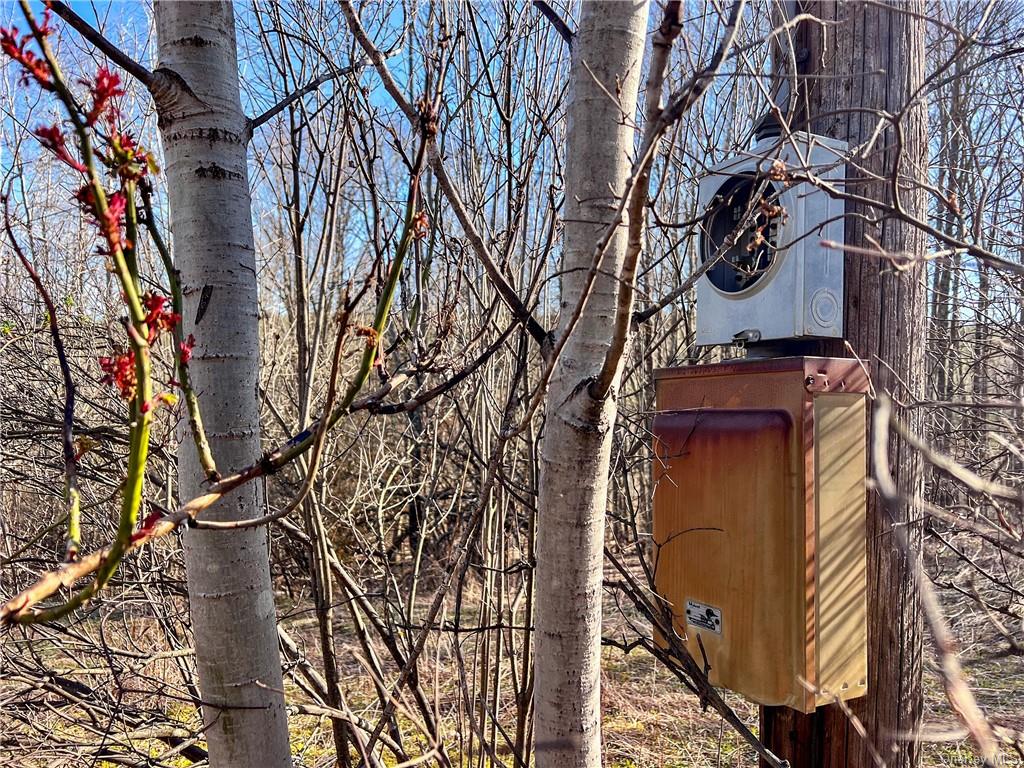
[{"xmin": 685, "ymin": 599, "xmax": 723, "ymax": 635}]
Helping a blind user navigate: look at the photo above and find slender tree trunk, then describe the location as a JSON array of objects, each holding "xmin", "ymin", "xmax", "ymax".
[
  {"xmin": 760, "ymin": 2, "xmax": 927, "ymax": 766},
  {"xmin": 533, "ymin": 3, "xmax": 648, "ymax": 767},
  {"xmin": 932, "ymin": 102, "xmax": 953, "ymax": 406},
  {"xmin": 152, "ymin": 3, "xmax": 291, "ymax": 765}
]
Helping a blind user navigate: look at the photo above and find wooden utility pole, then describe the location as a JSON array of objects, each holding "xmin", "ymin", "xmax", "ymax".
[{"xmin": 759, "ymin": 2, "xmax": 927, "ymax": 767}]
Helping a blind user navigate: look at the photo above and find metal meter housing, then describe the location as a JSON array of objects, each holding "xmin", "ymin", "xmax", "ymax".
[
  {"xmin": 695, "ymin": 132, "xmax": 847, "ymax": 346},
  {"xmin": 653, "ymin": 357, "xmax": 869, "ymax": 712}
]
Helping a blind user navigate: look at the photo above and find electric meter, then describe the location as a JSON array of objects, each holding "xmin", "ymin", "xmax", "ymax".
[{"xmin": 695, "ymin": 132, "xmax": 847, "ymax": 346}]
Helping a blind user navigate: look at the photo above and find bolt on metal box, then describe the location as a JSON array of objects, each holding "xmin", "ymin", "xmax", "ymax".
[
  {"xmin": 652, "ymin": 357, "xmax": 868, "ymax": 712},
  {"xmin": 695, "ymin": 133, "xmax": 847, "ymax": 346}
]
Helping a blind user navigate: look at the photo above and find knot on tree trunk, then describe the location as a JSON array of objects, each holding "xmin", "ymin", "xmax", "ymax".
[
  {"xmin": 555, "ymin": 377, "xmax": 616, "ymax": 435},
  {"xmin": 149, "ymin": 67, "xmax": 205, "ymax": 126}
]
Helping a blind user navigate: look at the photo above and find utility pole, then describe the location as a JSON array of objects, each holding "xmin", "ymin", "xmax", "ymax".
[{"xmin": 759, "ymin": 2, "xmax": 927, "ymax": 767}]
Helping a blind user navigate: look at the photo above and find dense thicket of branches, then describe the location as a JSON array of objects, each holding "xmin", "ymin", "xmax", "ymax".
[{"xmin": 2, "ymin": 1, "xmax": 1024, "ymax": 766}]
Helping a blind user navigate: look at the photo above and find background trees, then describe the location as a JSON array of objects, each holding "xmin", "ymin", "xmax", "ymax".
[{"xmin": 2, "ymin": 1, "xmax": 1024, "ymax": 767}]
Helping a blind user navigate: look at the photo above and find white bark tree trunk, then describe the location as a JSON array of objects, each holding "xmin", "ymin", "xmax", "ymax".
[
  {"xmin": 152, "ymin": 3, "xmax": 291, "ymax": 765},
  {"xmin": 533, "ymin": 3, "xmax": 648, "ymax": 767}
]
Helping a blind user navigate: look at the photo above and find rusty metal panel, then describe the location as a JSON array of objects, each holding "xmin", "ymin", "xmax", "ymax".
[
  {"xmin": 814, "ymin": 394, "xmax": 869, "ymax": 706},
  {"xmin": 654, "ymin": 355, "xmax": 870, "ymax": 387},
  {"xmin": 652, "ymin": 357, "xmax": 869, "ymax": 713},
  {"xmin": 653, "ymin": 409, "xmax": 807, "ymax": 709}
]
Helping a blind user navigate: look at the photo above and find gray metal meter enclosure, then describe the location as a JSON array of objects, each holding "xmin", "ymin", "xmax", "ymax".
[{"xmin": 695, "ymin": 132, "xmax": 847, "ymax": 346}]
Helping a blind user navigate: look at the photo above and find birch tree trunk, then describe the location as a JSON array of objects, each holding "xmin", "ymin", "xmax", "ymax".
[
  {"xmin": 533, "ymin": 3, "xmax": 648, "ymax": 767},
  {"xmin": 152, "ymin": 3, "xmax": 291, "ymax": 765}
]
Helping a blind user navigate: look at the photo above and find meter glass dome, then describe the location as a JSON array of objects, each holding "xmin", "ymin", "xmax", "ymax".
[{"xmin": 701, "ymin": 176, "xmax": 781, "ymax": 293}]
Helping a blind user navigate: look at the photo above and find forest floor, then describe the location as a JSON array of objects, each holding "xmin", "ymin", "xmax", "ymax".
[
  {"xmin": 274, "ymin": 617, "xmax": 1024, "ymax": 768},
  {"xmin": 4, "ymin": 561, "xmax": 1022, "ymax": 767},
  {"xmin": 6, "ymin": 625, "xmax": 1020, "ymax": 768},
  {"xmin": 273, "ymin": 572, "xmax": 1024, "ymax": 768},
  {"xmin": 597, "ymin": 635, "xmax": 1024, "ymax": 767},
  {"xmin": 591, "ymin": 568, "xmax": 1024, "ymax": 768}
]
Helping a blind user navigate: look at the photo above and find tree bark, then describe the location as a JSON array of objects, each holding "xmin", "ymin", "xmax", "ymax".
[
  {"xmin": 152, "ymin": 3, "xmax": 292, "ymax": 765},
  {"xmin": 760, "ymin": 2, "xmax": 927, "ymax": 767},
  {"xmin": 533, "ymin": 3, "xmax": 648, "ymax": 768}
]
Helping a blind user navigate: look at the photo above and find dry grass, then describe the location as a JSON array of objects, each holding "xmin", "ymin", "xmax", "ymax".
[
  {"xmin": 3, "ymin": 566, "xmax": 1021, "ymax": 766},
  {"xmin": 274, "ymin": 597, "xmax": 1024, "ymax": 767}
]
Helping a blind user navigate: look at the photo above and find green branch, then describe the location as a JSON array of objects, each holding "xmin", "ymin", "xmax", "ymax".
[
  {"xmin": 17, "ymin": 0, "xmax": 152, "ymax": 618},
  {"xmin": 140, "ymin": 184, "xmax": 219, "ymax": 481}
]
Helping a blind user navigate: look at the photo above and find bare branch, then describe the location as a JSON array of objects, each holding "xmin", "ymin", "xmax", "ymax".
[
  {"xmin": 339, "ymin": 0, "xmax": 550, "ymax": 350},
  {"xmin": 246, "ymin": 56, "xmax": 371, "ymax": 135},
  {"xmin": 874, "ymin": 398, "xmax": 1001, "ymax": 766},
  {"xmin": 49, "ymin": 1, "xmax": 153, "ymax": 88},
  {"xmin": 591, "ymin": 0, "xmax": 746, "ymax": 398},
  {"xmin": 3, "ymin": 195, "xmax": 80, "ymax": 560},
  {"xmin": 532, "ymin": 0, "xmax": 574, "ymax": 47}
]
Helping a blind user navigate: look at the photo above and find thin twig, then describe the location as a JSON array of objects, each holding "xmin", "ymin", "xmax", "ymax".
[
  {"xmin": 247, "ymin": 57, "xmax": 370, "ymax": 135},
  {"xmin": 873, "ymin": 397, "xmax": 1001, "ymax": 766},
  {"xmin": 194, "ymin": 298, "xmax": 354, "ymax": 531},
  {"xmin": 139, "ymin": 183, "xmax": 218, "ymax": 481},
  {"xmin": 3, "ymin": 194, "xmax": 80, "ymax": 560},
  {"xmin": 604, "ymin": 546, "xmax": 790, "ymax": 768},
  {"xmin": 339, "ymin": 0, "xmax": 550, "ymax": 350},
  {"xmin": 0, "ymin": 373, "xmax": 404, "ymax": 624}
]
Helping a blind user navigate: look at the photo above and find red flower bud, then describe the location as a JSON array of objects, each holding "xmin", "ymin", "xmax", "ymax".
[
  {"xmin": 131, "ymin": 509, "xmax": 164, "ymax": 543},
  {"xmin": 142, "ymin": 292, "xmax": 180, "ymax": 343},
  {"xmin": 179, "ymin": 334, "xmax": 196, "ymax": 365},
  {"xmin": 74, "ymin": 184, "xmax": 96, "ymax": 211},
  {"xmin": 34, "ymin": 124, "xmax": 86, "ymax": 172},
  {"xmin": 99, "ymin": 350, "xmax": 137, "ymax": 400},
  {"xmin": 412, "ymin": 210, "xmax": 430, "ymax": 240},
  {"xmin": 80, "ymin": 66, "xmax": 124, "ymax": 126},
  {"xmin": 0, "ymin": 24, "xmax": 54, "ymax": 91},
  {"xmin": 99, "ymin": 191, "xmax": 127, "ymax": 253}
]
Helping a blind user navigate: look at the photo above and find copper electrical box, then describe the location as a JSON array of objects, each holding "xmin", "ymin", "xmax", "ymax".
[{"xmin": 652, "ymin": 357, "xmax": 868, "ymax": 712}]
